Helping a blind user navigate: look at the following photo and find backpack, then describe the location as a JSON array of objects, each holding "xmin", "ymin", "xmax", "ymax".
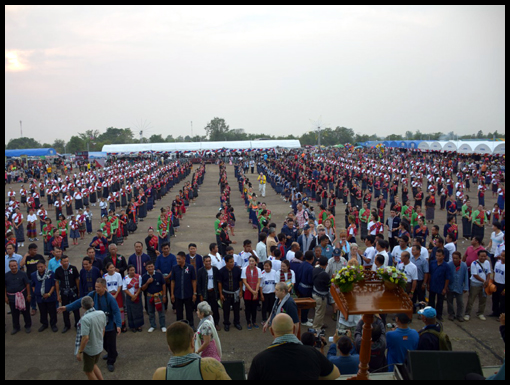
[{"xmin": 420, "ymin": 324, "xmax": 452, "ymax": 351}]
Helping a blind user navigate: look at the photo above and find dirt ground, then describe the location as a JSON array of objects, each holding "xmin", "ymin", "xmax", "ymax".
[{"xmin": 4, "ymin": 163, "xmax": 505, "ymax": 380}]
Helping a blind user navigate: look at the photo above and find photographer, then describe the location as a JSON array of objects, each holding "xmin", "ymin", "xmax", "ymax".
[
  {"xmin": 386, "ymin": 313, "xmax": 419, "ymax": 372},
  {"xmin": 353, "ymin": 315, "xmax": 387, "ymax": 373},
  {"xmin": 301, "ymin": 330, "xmax": 327, "ymax": 355},
  {"xmin": 327, "ymin": 330, "xmax": 360, "ymax": 375}
]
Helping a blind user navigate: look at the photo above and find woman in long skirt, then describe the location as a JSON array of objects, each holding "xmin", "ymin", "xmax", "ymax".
[
  {"xmin": 12, "ymin": 209, "xmax": 25, "ymax": 248},
  {"xmin": 123, "ymin": 266, "xmax": 144, "ymax": 332},
  {"xmin": 138, "ymin": 196, "xmax": 147, "ymax": 221}
]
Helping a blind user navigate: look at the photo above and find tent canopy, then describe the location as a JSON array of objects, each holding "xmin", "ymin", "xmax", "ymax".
[
  {"xmin": 5, "ymin": 148, "xmax": 57, "ymax": 158},
  {"xmin": 87, "ymin": 152, "xmax": 108, "ymax": 159},
  {"xmin": 102, "ymin": 140, "xmax": 301, "ymax": 153}
]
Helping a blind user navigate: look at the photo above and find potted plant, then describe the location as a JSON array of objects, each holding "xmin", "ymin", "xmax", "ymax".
[
  {"xmin": 332, "ymin": 265, "xmax": 365, "ymax": 293},
  {"xmin": 376, "ymin": 266, "xmax": 408, "ymax": 291}
]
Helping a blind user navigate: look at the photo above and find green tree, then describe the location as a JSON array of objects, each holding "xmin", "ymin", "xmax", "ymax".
[
  {"xmin": 413, "ymin": 130, "xmax": 423, "ymax": 140},
  {"xmin": 6, "ymin": 137, "xmax": 42, "ymax": 149},
  {"xmin": 476, "ymin": 130, "xmax": 484, "ymax": 139},
  {"xmin": 385, "ymin": 134, "xmax": 403, "ymax": 141},
  {"xmin": 165, "ymin": 135, "xmax": 175, "ymax": 142},
  {"xmin": 149, "ymin": 134, "xmax": 165, "ymax": 143},
  {"xmin": 66, "ymin": 136, "xmax": 85, "ymax": 153},
  {"xmin": 96, "ymin": 127, "xmax": 134, "ymax": 144},
  {"xmin": 204, "ymin": 118, "xmax": 230, "ymax": 141},
  {"xmin": 300, "ymin": 131, "xmax": 318, "ymax": 146},
  {"xmin": 52, "ymin": 139, "xmax": 66, "ymax": 154},
  {"xmin": 331, "ymin": 126, "xmax": 355, "ymax": 144},
  {"xmin": 405, "ymin": 131, "xmax": 413, "ymax": 140}
]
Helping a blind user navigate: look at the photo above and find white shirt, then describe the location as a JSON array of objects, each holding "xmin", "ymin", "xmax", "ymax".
[
  {"xmin": 494, "ymin": 261, "xmax": 505, "ymax": 285},
  {"xmin": 444, "ymin": 242, "xmax": 456, "ymax": 257},
  {"xmin": 490, "ymin": 231, "xmax": 505, "ymax": 255},
  {"xmin": 209, "ymin": 253, "xmax": 225, "ymax": 269},
  {"xmin": 239, "ymin": 250, "xmax": 258, "ymax": 269},
  {"xmin": 391, "ymin": 246, "xmax": 409, "ymax": 265},
  {"xmin": 206, "ymin": 267, "xmax": 214, "ymax": 290},
  {"xmin": 286, "ymin": 250, "xmax": 295, "ymax": 262},
  {"xmin": 470, "ymin": 260, "xmax": 492, "ymax": 284},
  {"xmin": 420, "ymin": 246, "xmax": 430, "ymax": 261},
  {"xmin": 27, "ymin": 214, "xmax": 37, "ymax": 224},
  {"xmin": 397, "ymin": 262, "xmax": 418, "ymax": 281},
  {"xmin": 268, "ymin": 257, "xmax": 282, "ymax": 272},
  {"xmin": 104, "ymin": 272, "xmax": 123, "ymax": 293},
  {"xmin": 256, "ymin": 241, "xmax": 268, "ymax": 263},
  {"xmin": 363, "ymin": 246, "xmax": 376, "ymax": 267},
  {"xmin": 276, "ymin": 269, "xmax": 296, "ymax": 286},
  {"xmin": 371, "ymin": 250, "xmax": 389, "ymax": 271},
  {"xmin": 123, "ymin": 275, "xmax": 139, "ymax": 296},
  {"xmin": 260, "ymin": 269, "xmax": 278, "ymax": 294},
  {"xmin": 241, "ymin": 266, "xmax": 262, "ymax": 292}
]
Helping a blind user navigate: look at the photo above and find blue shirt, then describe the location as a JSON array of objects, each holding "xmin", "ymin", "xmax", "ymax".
[
  {"xmin": 429, "ymin": 247, "xmax": 450, "ymax": 263},
  {"xmin": 48, "ymin": 257, "xmax": 62, "ymax": 273},
  {"xmin": 386, "ymin": 328, "xmax": 419, "ymax": 372},
  {"xmin": 67, "ymin": 291, "xmax": 121, "ymax": 332},
  {"xmin": 170, "ymin": 264, "xmax": 196, "ymax": 300},
  {"xmin": 447, "ymin": 261, "xmax": 469, "ymax": 294},
  {"xmin": 128, "ymin": 253, "xmax": 152, "ymax": 276},
  {"xmin": 297, "ymin": 261, "xmax": 314, "ymax": 296},
  {"xmin": 327, "ymin": 344, "xmax": 360, "ymax": 375},
  {"xmin": 320, "ymin": 244, "xmax": 334, "ymax": 260},
  {"xmin": 155, "ymin": 253, "xmax": 177, "ymax": 276},
  {"xmin": 79, "ymin": 267, "xmax": 102, "ymax": 298},
  {"xmin": 5, "ymin": 253, "xmax": 23, "ymax": 273},
  {"xmin": 429, "ymin": 260, "xmax": 451, "ymax": 294},
  {"xmin": 31, "ymin": 271, "xmax": 58, "ymax": 303},
  {"xmin": 410, "ymin": 255, "xmax": 429, "ymax": 281},
  {"xmin": 141, "ymin": 272, "xmax": 166, "ymax": 295}
]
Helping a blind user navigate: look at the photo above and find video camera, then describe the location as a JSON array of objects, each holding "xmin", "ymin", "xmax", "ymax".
[{"xmin": 308, "ymin": 328, "xmax": 326, "ymax": 349}]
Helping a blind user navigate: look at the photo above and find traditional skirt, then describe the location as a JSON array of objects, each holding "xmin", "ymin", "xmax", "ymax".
[
  {"xmin": 125, "ymin": 296, "xmax": 144, "ymax": 329},
  {"xmin": 66, "ymin": 204, "xmax": 73, "ymax": 216},
  {"xmin": 47, "ymin": 195, "xmax": 54, "ymax": 205},
  {"xmin": 90, "ymin": 192, "xmax": 97, "ymax": 203},
  {"xmin": 79, "ymin": 222, "xmax": 86, "ymax": 232},
  {"xmin": 121, "ymin": 195, "xmax": 127, "ymax": 207},
  {"xmin": 70, "ymin": 228, "xmax": 80, "ymax": 239},
  {"xmin": 75, "ymin": 199, "xmax": 83, "ymax": 210},
  {"xmin": 83, "ymin": 196, "xmax": 89, "ymax": 206},
  {"xmin": 27, "ymin": 222, "xmax": 37, "ymax": 238},
  {"xmin": 462, "ymin": 217, "xmax": 472, "ymax": 238},
  {"xmin": 360, "ymin": 222, "xmax": 368, "ymax": 240},
  {"xmin": 472, "ymin": 223, "xmax": 484, "ymax": 242},
  {"xmin": 426, "ymin": 207, "xmax": 435, "ymax": 221},
  {"xmin": 146, "ymin": 196, "xmax": 153, "ymax": 211},
  {"xmin": 86, "ymin": 218, "xmax": 92, "ymax": 233},
  {"xmin": 15, "ymin": 224, "xmax": 25, "ymax": 242}
]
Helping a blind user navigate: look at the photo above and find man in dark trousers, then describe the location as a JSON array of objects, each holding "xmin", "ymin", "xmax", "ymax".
[
  {"xmin": 196, "ymin": 255, "xmax": 221, "ymax": 331},
  {"xmin": 218, "ymin": 254, "xmax": 243, "ymax": 332}
]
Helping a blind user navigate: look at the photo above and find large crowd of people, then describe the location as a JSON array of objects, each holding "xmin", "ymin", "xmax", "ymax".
[{"xmin": 5, "ymin": 146, "xmax": 506, "ymax": 380}]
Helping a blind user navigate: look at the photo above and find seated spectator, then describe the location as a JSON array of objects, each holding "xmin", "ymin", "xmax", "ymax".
[
  {"xmin": 327, "ymin": 330, "xmax": 360, "ymax": 375},
  {"xmin": 249, "ymin": 313, "xmax": 340, "ymax": 381},
  {"xmin": 386, "ymin": 313, "xmax": 419, "ymax": 372},
  {"xmin": 152, "ymin": 321, "xmax": 231, "ymax": 380}
]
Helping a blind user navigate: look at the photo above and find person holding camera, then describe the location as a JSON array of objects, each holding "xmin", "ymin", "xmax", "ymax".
[{"xmin": 327, "ymin": 330, "xmax": 360, "ymax": 375}]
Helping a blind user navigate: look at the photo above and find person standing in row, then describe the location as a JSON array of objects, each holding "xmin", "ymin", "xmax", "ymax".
[
  {"xmin": 142, "ymin": 260, "xmax": 167, "ymax": 333},
  {"xmin": 196, "ymin": 255, "xmax": 221, "ymax": 331},
  {"xmin": 171, "ymin": 252, "xmax": 197, "ymax": 329},
  {"xmin": 54, "ymin": 255, "xmax": 80, "ymax": 333},
  {"xmin": 5, "ymin": 260, "xmax": 32, "ymax": 334},
  {"xmin": 218, "ymin": 255, "xmax": 243, "ymax": 332},
  {"xmin": 32, "ymin": 260, "xmax": 58, "ymax": 332}
]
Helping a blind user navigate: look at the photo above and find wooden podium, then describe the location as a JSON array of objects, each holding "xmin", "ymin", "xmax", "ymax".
[
  {"xmin": 294, "ymin": 297, "xmax": 316, "ymax": 339},
  {"xmin": 330, "ymin": 271, "xmax": 413, "ymax": 380}
]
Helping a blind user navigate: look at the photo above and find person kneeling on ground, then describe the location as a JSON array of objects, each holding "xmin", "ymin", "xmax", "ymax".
[{"xmin": 152, "ymin": 321, "xmax": 231, "ymax": 380}]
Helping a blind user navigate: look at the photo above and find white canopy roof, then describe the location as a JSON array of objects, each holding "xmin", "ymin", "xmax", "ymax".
[{"xmin": 102, "ymin": 140, "xmax": 301, "ymax": 153}]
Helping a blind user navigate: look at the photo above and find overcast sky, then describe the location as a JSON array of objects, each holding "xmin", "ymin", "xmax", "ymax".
[{"xmin": 5, "ymin": 5, "xmax": 505, "ymax": 144}]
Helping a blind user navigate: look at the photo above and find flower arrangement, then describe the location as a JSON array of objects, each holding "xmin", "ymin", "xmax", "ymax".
[
  {"xmin": 377, "ymin": 266, "xmax": 408, "ymax": 290},
  {"xmin": 332, "ymin": 266, "xmax": 365, "ymax": 293}
]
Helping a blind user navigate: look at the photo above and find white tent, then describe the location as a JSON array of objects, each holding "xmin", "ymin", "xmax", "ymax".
[
  {"xmin": 102, "ymin": 140, "xmax": 301, "ymax": 154},
  {"xmin": 428, "ymin": 141, "xmax": 449, "ymax": 151},
  {"xmin": 442, "ymin": 141, "xmax": 462, "ymax": 152},
  {"xmin": 493, "ymin": 142, "xmax": 505, "ymax": 155},
  {"xmin": 417, "ymin": 141, "xmax": 431, "ymax": 150},
  {"xmin": 472, "ymin": 141, "xmax": 496, "ymax": 154}
]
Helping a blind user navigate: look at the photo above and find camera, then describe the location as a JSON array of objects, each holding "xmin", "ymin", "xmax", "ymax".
[
  {"xmin": 414, "ymin": 301, "xmax": 427, "ymax": 310},
  {"xmin": 336, "ymin": 329, "xmax": 349, "ymax": 336},
  {"xmin": 308, "ymin": 328, "xmax": 326, "ymax": 348},
  {"xmin": 386, "ymin": 323, "xmax": 397, "ymax": 329}
]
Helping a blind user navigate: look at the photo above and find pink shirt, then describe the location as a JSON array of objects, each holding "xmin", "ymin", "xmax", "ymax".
[{"xmin": 465, "ymin": 245, "xmax": 485, "ymax": 268}]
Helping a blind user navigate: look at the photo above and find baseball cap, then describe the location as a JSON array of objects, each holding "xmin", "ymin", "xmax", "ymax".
[
  {"xmin": 418, "ymin": 306, "xmax": 437, "ymax": 319},
  {"xmin": 333, "ymin": 248, "xmax": 342, "ymax": 257},
  {"xmin": 304, "ymin": 225, "xmax": 311, "ymax": 231}
]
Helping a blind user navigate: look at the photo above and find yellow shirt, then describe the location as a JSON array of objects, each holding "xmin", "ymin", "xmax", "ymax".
[{"xmin": 258, "ymin": 175, "xmax": 266, "ymax": 184}]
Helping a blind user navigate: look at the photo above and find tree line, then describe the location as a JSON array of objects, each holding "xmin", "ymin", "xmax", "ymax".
[{"xmin": 6, "ymin": 119, "xmax": 504, "ymax": 153}]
